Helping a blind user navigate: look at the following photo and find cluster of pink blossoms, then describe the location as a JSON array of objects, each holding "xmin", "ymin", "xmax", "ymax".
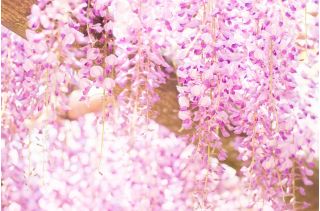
[
  {"xmin": 3, "ymin": 110, "xmax": 270, "ymax": 210},
  {"xmin": 164, "ymin": 0, "xmax": 318, "ymax": 209},
  {"xmin": 1, "ymin": 0, "xmax": 319, "ymax": 210}
]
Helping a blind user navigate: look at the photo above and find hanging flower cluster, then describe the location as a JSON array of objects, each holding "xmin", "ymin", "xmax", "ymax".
[
  {"xmin": 2, "ymin": 112, "xmax": 272, "ymax": 210},
  {"xmin": 27, "ymin": 0, "xmax": 117, "ymax": 99},
  {"xmin": 110, "ymin": 0, "xmax": 175, "ymax": 133},
  {"xmin": 24, "ymin": 0, "xmax": 177, "ymax": 134},
  {"xmin": 168, "ymin": 0, "xmax": 318, "ymax": 209},
  {"xmin": 1, "ymin": 27, "xmax": 53, "ymax": 140}
]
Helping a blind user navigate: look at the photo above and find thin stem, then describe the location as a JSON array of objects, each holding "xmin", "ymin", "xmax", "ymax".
[
  {"xmin": 98, "ymin": 89, "xmax": 106, "ymax": 174},
  {"xmin": 304, "ymin": 1, "xmax": 308, "ymax": 62}
]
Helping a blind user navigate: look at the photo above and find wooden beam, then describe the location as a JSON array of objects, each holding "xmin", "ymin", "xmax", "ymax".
[{"xmin": 1, "ymin": 0, "xmax": 34, "ymax": 38}]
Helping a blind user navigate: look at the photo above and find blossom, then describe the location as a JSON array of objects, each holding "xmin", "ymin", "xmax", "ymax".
[
  {"xmin": 178, "ymin": 95, "xmax": 189, "ymax": 108},
  {"xmin": 199, "ymin": 96, "xmax": 211, "ymax": 107},
  {"xmin": 90, "ymin": 66, "xmax": 103, "ymax": 78}
]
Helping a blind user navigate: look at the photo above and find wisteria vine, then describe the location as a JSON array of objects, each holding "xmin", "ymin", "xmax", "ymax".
[{"xmin": 1, "ymin": 0, "xmax": 319, "ymax": 210}]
